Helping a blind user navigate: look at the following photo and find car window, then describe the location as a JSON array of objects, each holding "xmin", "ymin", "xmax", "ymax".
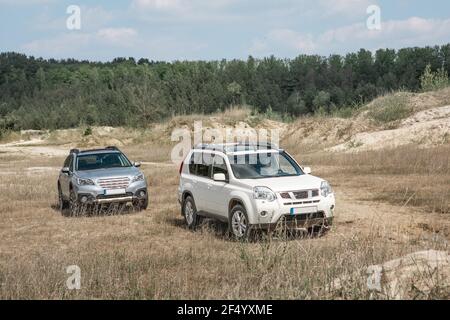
[
  {"xmin": 76, "ymin": 153, "xmax": 132, "ymax": 171},
  {"xmin": 68, "ymin": 155, "xmax": 74, "ymax": 172},
  {"xmin": 213, "ymin": 155, "xmax": 228, "ymax": 180},
  {"xmin": 188, "ymin": 153, "xmax": 197, "ymax": 175},
  {"xmin": 189, "ymin": 152, "xmax": 212, "ymax": 179},
  {"xmin": 228, "ymin": 152, "xmax": 303, "ymax": 179},
  {"xmin": 63, "ymin": 155, "xmax": 71, "ymax": 168}
]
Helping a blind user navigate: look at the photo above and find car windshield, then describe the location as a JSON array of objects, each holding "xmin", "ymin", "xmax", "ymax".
[
  {"xmin": 228, "ymin": 152, "xmax": 303, "ymax": 179},
  {"xmin": 76, "ymin": 153, "xmax": 132, "ymax": 171}
]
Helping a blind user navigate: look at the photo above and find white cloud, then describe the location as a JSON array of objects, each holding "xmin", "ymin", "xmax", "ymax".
[
  {"xmin": 0, "ymin": 0, "xmax": 54, "ymax": 5},
  {"xmin": 253, "ymin": 29, "xmax": 316, "ymax": 54},
  {"xmin": 132, "ymin": 0, "xmax": 182, "ymax": 11},
  {"xmin": 22, "ymin": 27, "xmax": 138, "ymax": 58},
  {"xmin": 318, "ymin": 0, "xmax": 375, "ymax": 16},
  {"xmin": 20, "ymin": 28, "xmax": 206, "ymax": 61},
  {"xmin": 249, "ymin": 16, "xmax": 450, "ymax": 57},
  {"xmin": 97, "ymin": 28, "xmax": 138, "ymax": 45},
  {"xmin": 33, "ymin": 6, "xmax": 114, "ymax": 32}
]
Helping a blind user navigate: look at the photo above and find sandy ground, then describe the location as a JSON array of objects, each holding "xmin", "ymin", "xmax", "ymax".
[{"xmin": 330, "ymin": 105, "xmax": 450, "ymax": 152}]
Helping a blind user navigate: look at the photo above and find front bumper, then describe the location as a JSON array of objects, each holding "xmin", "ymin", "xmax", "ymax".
[
  {"xmin": 249, "ymin": 193, "xmax": 335, "ymax": 227},
  {"xmin": 254, "ymin": 215, "xmax": 333, "ymax": 231},
  {"xmin": 73, "ymin": 180, "xmax": 148, "ymax": 204}
]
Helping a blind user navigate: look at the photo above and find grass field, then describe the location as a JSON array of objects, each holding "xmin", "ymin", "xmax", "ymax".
[{"xmin": 0, "ymin": 139, "xmax": 448, "ymax": 299}]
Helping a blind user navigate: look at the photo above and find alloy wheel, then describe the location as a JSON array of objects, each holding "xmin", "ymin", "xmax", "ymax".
[{"xmin": 231, "ymin": 210, "xmax": 247, "ymax": 238}]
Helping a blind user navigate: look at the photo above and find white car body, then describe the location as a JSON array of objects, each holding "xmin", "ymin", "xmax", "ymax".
[{"xmin": 178, "ymin": 144, "xmax": 335, "ymax": 238}]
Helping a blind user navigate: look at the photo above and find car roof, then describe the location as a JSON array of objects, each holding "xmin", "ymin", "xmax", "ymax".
[
  {"xmin": 78, "ymin": 149, "xmax": 121, "ymax": 156},
  {"xmin": 70, "ymin": 147, "xmax": 122, "ymax": 156},
  {"xmin": 192, "ymin": 142, "xmax": 281, "ymax": 155}
]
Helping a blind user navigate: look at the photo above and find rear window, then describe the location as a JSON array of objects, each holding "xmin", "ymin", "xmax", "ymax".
[{"xmin": 188, "ymin": 152, "xmax": 212, "ymax": 178}]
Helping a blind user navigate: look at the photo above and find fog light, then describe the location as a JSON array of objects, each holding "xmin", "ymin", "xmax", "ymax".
[
  {"xmin": 139, "ymin": 191, "xmax": 146, "ymax": 198},
  {"xmin": 260, "ymin": 211, "xmax": 268, "ymax": 217},
  {"xmin": 80, "ymin": 196, "xmax": 88, "ymax": 203}
]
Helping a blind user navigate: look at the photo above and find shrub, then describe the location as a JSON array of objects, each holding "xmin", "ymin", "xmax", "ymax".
[
  {"xmin": 83, "ymin": 127, "xmax": 93, "ymax": 136},
  {"xmin": 420, "ymin": 64, "xmax": 449, "ymax": 92},
  {"xmin": 367, "ymin": 93, "xmax": 412, "ymax": 125}
]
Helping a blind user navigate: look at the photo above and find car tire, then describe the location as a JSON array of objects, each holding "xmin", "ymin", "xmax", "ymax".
[
  {"xmin": 183, "ymin": 196, "xmax": 201, "ymax": 229},
  {"xmin": 133, "ymin": 195, "xmax": 148, "ymax": 211},
  {"xmin": 229, "ymin": 204, "xmax": 251, "ymax": 241},
  {"xmin": 58, "ymin": 184, "xmax": 69, "ymax": 212},
  {"xmin": 69, "ymin": 189, "xmax": 79, "ymax": 217}
]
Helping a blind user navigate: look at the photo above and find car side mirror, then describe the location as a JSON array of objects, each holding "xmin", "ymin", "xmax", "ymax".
[
  {"xmin": 61, "ymin": 167, "xmax": 70, "ymax": 174},
  {"xmin": 213, "ymin": 173, "xmax": 227, "ymax": 182},
  {"xmin": 303, "ymin": 167, "xmax": 312, "ymax": 174},
  {"xmin": 134, "ymin": 162, "xmax": 141, "ymax": 168}
]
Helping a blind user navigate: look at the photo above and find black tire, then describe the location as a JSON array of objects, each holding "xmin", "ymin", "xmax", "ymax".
[
  {"xmin": 133, "ymin": 195, "xmax": 148, "ymax": 211},
  {"xmin": 229, "ymin": 204, "xmax": 251, "ymax": 241},
  {"xmin": 69, "ymin": 189, "xmax": 79, "ymax": 217},
  {"xmin": 58, "ymin": 184, "xmax": 69, "ymax": 212},
  {"xmin": 182, "ymin": 196, "xmax": 202, "ymax": 229}
]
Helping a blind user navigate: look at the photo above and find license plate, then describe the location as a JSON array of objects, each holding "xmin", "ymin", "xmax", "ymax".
[
  {"xmin": 290, "ymin": 206, "xmax": 318, "ymax": 215},
  {"xmin": 104, "ymin": 189, "xmax": 126, "ymax": 196}
]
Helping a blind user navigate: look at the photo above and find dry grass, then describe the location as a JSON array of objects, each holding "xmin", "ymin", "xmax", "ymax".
[
  {"xmin": 298, "ymin": 144, "xmax": 450, "ymax": 215},
  {"xmin": 1, "ymin": 142, "xmax": 449, "ymax": 299}
]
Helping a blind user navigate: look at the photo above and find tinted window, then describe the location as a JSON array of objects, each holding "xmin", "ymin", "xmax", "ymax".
[
  {"xmin": 69, "ymin": 155, "xmax": 74, "ymax": 172},
  {"xmin": 63, "ymin": 156, "xmax": 71, "ymax": 168},
  {"xmin": 76, "ymin": 153, "xmax": 132, "ymax": 171},
  {"xmin": 228, "ymin": 152, "xmax": 303, "ymax": 179},
  {"xmin": 188, "ymin": 153, "xmax": 197, "ymax": 175},
  {"xmin": 188, "ymin": 152, "xmax": 212, "ymax": 178}
]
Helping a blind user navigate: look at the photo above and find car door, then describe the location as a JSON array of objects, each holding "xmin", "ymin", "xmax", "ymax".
[
  {"xmin": 205, "ymin": 154, "xmax": 230, "ymax": 219},
  {"xmin": 188, "ymin": 151, "xmax": 212, "ymax": 213}
]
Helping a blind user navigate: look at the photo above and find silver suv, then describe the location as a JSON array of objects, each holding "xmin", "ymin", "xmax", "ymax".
[{"xmin": 57, "ymin": 146, "xmax": 148, "ymax": 215}]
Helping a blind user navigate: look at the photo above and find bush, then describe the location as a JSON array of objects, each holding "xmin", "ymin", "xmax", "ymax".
[
  {"xmin": 83, "ymin": 127, "xmax": 93, "ymax": 136},
  {"xmin": 367, "ymin": 93, "xmax": 412, "ymax": 125},
  {"xmin": 420, "ymin": 64, "xmax": 449, "ymax": 92}
]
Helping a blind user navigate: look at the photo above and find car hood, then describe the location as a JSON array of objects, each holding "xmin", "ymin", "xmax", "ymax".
[
  {"xmin": 76, "ymin": 167, "xmax": 141, "ymax": 180},
  {"xmin": 239, "ymin": 174, "xmax": 324, "ymax": 192}
]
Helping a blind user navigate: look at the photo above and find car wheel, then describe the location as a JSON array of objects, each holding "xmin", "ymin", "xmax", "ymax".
[
  {"xmin": 133, "ymin": 195, "xmax": 148, "ymax": 211},
  {"xmin": 69, "ymin": 189, "xmax": 79, "ymax": 217},
  {"xmin": 230, "ymin": 205, "xmax": 250, "ymax": 241},
  {"xmin": 183, "ymin": 196, "xmax": 201, "ymax": 229},
  {"xmin": 58, "ymin": 184, "xmax": 69, "ymax": 212}
]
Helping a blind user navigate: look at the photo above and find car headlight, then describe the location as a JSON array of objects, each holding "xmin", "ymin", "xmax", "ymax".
[
  {"xmin": 253, "ymin": 186, "xmax": 276, "ymax": 202},
  {"xmin": 131, "ymin": 173, "xmax": 145, "ymax": 183},
  {"xmin": 320, "ymin": 181, "xmax": 333, "ymax": 197},
  {"xmin": 77, "ymin": 178, "xmax": 95, "ymax": 186}
]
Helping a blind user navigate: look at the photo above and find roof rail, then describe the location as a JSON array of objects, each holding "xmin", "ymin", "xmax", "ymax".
[
  {"xmin": 193, "ymin": 142, "xmax": 280, "ymax": 153},
  {"xmin": 70, "ymin": 148, "xmax": 80, "ymax": 154},
  {"xmin": 105, "ymin": 146, "xmax": 119, "ymax": 151}
]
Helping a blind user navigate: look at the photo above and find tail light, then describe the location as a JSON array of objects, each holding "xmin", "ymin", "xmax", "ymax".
[{"xmin": 179, "ymin": 161, "xmax": 184, "ymax": 175}]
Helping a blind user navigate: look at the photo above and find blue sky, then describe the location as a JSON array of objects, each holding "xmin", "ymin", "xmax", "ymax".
[{"xmin": 1, "ymin": 0, "xmax": 450, "ymax": 61}]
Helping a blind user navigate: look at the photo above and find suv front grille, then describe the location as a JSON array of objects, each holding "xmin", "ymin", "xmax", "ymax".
[
  {"xmin": 97, "ymin": 177, "xmax": 130, "ymax": 190},
  {"xmin": 293, "ymin": 191, "xmax": 308, "ymax": 199},
  {"xmin": 281, "ymin": 189, "xmax": 319, "ymax": 200}
]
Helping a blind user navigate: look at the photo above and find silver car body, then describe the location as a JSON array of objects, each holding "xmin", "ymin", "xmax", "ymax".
[{"xmin": 58, "ymin": 148, "xmax": 148, "ymax": 205}]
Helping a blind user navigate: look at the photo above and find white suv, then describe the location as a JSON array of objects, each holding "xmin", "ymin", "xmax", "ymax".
[{"xmin": 178, "ymin": 143, "xmax": 335, "ymax": 240}]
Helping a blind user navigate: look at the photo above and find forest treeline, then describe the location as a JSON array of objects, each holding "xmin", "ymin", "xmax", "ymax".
[{"xmin": 1, "ymin": 44, "xmax": 450, "ymax": 131}]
